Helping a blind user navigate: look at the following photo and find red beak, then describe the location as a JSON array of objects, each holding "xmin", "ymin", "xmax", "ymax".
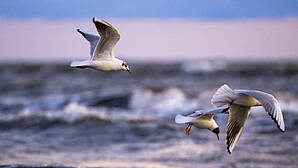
[{"xmin": 127, "ymin": 69, "xmax": 132, "ymax": 75}]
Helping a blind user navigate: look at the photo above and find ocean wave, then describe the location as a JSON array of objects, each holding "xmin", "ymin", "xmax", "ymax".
[
  {"xmin": 277, "ymin": 92, "xmax": 298, "ymax": 114},
  {"xmin": 129, "ymin": 87, "xmax": 199, "ymax": 119},
  {"xmin": 0, "ymin": 103, "xmax": 155, "ymax": 127},
  {"xmin": 3, "ymin": 87, "xmax": 297, "ymax": 128},
  {"xmin": 0, "ymin": 87, "xmax": 201, "ymax": 126}
]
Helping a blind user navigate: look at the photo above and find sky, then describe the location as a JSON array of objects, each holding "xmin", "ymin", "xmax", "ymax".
[
  {"xmin": 1, "ymin": 0, "xmax": 298, "ymax": 20},
  {"xmin": 0, "ymin": 0, "xmax": 298, "ymax": 62}
]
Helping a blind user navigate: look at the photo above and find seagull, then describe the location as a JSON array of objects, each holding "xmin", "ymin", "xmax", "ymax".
[
  {"xmin": 210, "ymin": 84, "xmax": 285, "ymax": 154},
  {"xmin": 70, "ymin": 18, "xmax": 132, "ymax": 74},
  {"xmin": 175, "ymin": 107, "xmax": 229, "ymax": 140}
]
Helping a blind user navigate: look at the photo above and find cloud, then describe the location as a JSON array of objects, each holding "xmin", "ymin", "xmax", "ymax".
[{"xmin": 0, "ymin": 18, "xmax": 297, "ymax": 63}]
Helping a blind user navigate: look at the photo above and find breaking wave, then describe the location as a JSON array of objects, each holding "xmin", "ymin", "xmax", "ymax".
[{"xmin": 0, "ymin": 87, "xmax": 200, "ymax": 126}]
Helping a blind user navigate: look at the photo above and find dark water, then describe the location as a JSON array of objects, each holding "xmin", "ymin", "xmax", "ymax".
[{"xmin": 0, "ymin": 61, "xmax": 298, "ymax": 168}]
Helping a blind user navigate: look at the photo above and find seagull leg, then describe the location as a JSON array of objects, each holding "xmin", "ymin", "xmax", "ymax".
[
  {"xmin": 185, "ymin": 125, "xmax": 189, "ymax": 135},
  {"xmin": 185, "ymin": 124, "xmax": 192, "ymax": 136}
]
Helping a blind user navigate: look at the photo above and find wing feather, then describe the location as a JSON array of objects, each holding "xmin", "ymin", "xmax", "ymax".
[
  {"xmin": 190, "ymin": 107, "xmax": 230, "ymax": 119},
  {"xmin": 226, "ymin": 105, "xmax": 251, "ymax": 154},
  {"xmin": 211, "ymin": 84, "xmax": 235, "ymax": 107},
  {"xmin": 77, "ymin": 29, "xmax": 99, "ymax": 59},
  {"xmin": 92, "ymin": 18, "xmax": 120, "ymax": 60},
  {"xmin": 236, "ymin": 90, "xmax": 285, "ymax": 132}
]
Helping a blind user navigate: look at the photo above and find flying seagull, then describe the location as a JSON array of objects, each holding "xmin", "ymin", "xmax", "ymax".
[
  {"xmin": 175, "ymin": 107, "xmax": 229, "ymax": 140},
  {"xmin": 70, "ymin": 18, "xmax": 132, "ymax": 74},
  {"xmin": 210, "ymin": 84, "xmax": 285, "ymax": 154}
]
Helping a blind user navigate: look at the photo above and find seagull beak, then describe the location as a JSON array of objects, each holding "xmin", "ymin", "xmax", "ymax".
[
  {"xmin": 127, "ymin": 69, "xmax": 132, "ymax": 75},
  {"xmin": 212, "ymin": 127, "xmax": 220, "ymax": 141}
]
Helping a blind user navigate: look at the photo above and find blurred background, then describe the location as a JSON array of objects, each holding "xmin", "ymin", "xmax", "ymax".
[{"xmin": 0, "ymin": 0, "xmax": 298, "ymax": 167}]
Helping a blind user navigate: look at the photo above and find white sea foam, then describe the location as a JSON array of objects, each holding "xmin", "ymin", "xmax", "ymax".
[
  {"xmin": 3, "ymin": 88, "xmax": 297, "ymax": 124},
  {"xmin": 130, "ymin": 87, "xmax": 199, "ymax": 119},
  {"xmin": 0, "ymin": 88, "xmax": 200, "ymax": 123},
  {"xmin": 15, "ymin": 102, "xmax": 109, "ymax": 123},
  {"xmin": 278, "ymin": 92, "xmax": 298, "ymax": 114}
]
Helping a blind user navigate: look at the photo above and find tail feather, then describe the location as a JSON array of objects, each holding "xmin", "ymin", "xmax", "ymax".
[
  {"xmin": 175, "ymin": 114, "xmax": 195, "ymax": 124},
  {"xmin": 70, "ymin": 61, "xmax": 90, "ymax": 69},
  {"xmin": 211, "ymin": 84, "xmax": 235, "ymax": 107}
]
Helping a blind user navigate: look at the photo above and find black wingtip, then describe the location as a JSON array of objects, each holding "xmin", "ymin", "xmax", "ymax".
[
  {"xmin": 280, "ymin": 125, "xmax": 286, "ymax": 133},
  {"xmin": 270, "ymin": 115, "xmax": 286, "ymax": 133},
  {"xmin": 92, "ymin": 17, "xmax": 96, "ymax": 23},
  {"xmin": 76, "ymin": 29, "xmax": 86, "ymax": 37},
  {"xmin": 226, "ymin": 137, "xmax": 232, "ymax": 154}
]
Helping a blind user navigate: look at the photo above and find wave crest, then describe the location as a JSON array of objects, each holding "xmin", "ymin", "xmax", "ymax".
[{"xmin": 130, "ymin": 87, "xmax": 199, "ymax": 119}]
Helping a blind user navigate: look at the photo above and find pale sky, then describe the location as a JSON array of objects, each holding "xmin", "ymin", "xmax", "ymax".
[{"xmin": 0, "ymin": 0, "xmax": 298, "ymax": 63}]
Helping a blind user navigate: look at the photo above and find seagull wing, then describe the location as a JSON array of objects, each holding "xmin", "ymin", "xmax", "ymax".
[
  {"xmin": 190, "ymin": 107, "xmax": 230, "ymax": 117},
  {"xmin": 198, "ymin": 114, "xmax": 215, "ymax": 120},
  {"xmin": 226, "ymin": 104, "xmax": 251, "ymax": 154},
  {"xmin": 189, "ymin": 107, "xmax": 230, "ymax": 119},
  {"xmin": 92, "ymin": 18, "xmax": 120, "ymax": 60},
  {"xmin": 175, "ymin": 107, "xmax": 228, "ymax": 124},
  {"xmin": 236, "ymin": 90, "xmax": 285, "ymax": 132},
  {"xmin": 77, "ymin": 29, "xmax": 100, "ymax": 59},
  {"xmin": 211, "ymin": 84, "xmax": 236, "ymax": 107}
]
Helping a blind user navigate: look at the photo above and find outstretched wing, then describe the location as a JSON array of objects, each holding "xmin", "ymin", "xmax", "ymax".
[
  {"xmin": 92, "ymin": 18, "xmax": 120, "ymax": 60},
  {"xmin": 77, "ymin": 29, "xmax": 99, "ymax": 59},
  {"xmin": 175, "ymin": 107, "xmax": 229, "ymax": 124},
  {"xmin": 226, "ymin": 104, "xmax": 251, "ymax": 154},
  {"xmin": 189, "ymin": 107, "xmax": 230, "ymax": 119},
  {"xmin": 236, "ymin": 90, "xmax": 285, "ymax": 132}
]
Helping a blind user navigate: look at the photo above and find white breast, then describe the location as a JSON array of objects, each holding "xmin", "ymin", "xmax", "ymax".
[{"xmin": 91, "ymin": 60, "xmax": 122, "ymax": 71}]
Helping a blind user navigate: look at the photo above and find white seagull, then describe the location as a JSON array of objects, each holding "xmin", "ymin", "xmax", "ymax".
[
  {"xmin": 175, "ymin": 107, "xmax": 229, "ymax": 140},
  {"xmin": 70, "ymin": 18, "xmax": 132, "ymax": 74},
  {"xmin": 210, "ymin": 84, "xmax": 285, "ymax": 154}
]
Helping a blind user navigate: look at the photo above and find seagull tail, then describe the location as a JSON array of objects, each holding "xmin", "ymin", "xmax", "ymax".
[
  {"xmin": 175, "ymin": 114, "xmax": 194, "ymax": 124},
  {"xmin": 70, "ymin": 61, "xmax": 90, "ymax": 69},
  {"xmin": 211, "ymin": 84, "xmax": 236, "ymax": 107}
]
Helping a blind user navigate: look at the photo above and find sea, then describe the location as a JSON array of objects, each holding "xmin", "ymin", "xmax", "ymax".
[{"xmin": 0, "ymin": 61, "xmax": 298, "ymax": 168}]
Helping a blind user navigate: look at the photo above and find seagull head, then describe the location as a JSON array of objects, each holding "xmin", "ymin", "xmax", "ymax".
[
  {"xmin": 212, "ymin": 127, "xmax": 220, "ymax": 141},
  {"xmin": 121, "ymin": 61, "xmax": 132, "ymax": 75}
]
